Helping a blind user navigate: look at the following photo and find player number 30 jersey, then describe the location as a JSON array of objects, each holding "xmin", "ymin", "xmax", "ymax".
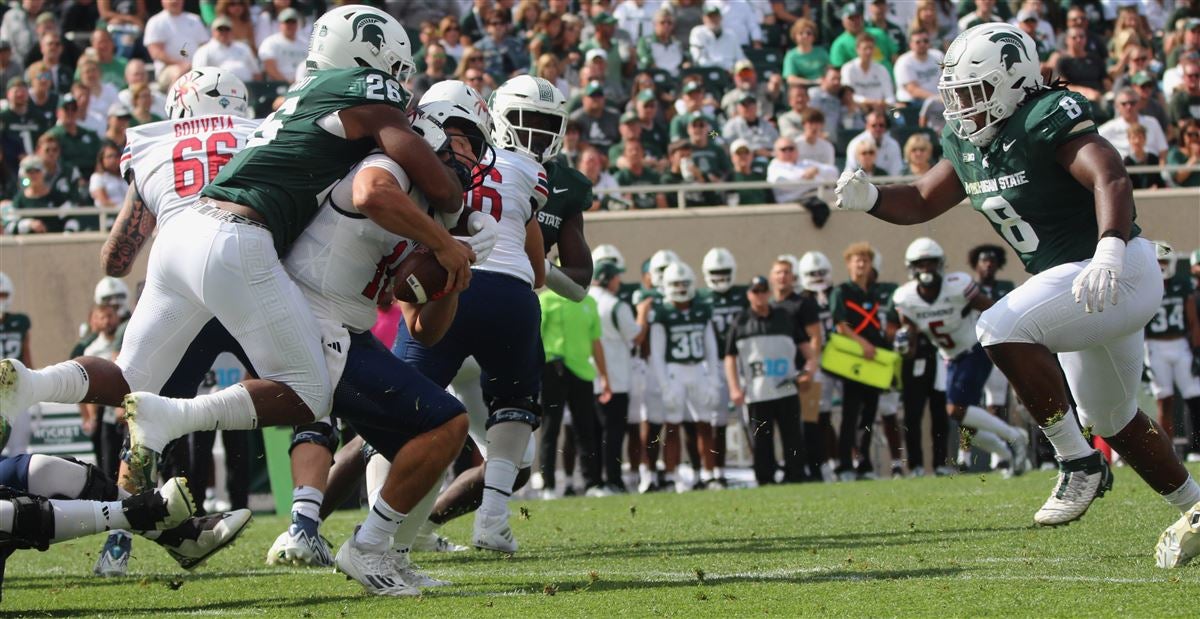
[{"xmin": 891, "ymin": 272, "xmax": 980, "ymax": 360}]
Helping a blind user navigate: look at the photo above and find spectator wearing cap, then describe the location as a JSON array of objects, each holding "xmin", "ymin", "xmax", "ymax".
[
  {"xmin": 725, "ymin": 274, "xmax": 816, "ymax": 486},
  {"xmin": 807, "ymin": 66, "xmax": 844, "ymax": 134},
  {"xmin": 1168, "ymin": 57, "xmax": 1200, "ymax": 125},
  {"xmin": 661, "ymin": 138, "xmax": 719, "ymax": 207},
  {"xmin": 722, "ymin": 93, "xmax": 778, "ymax": 159},
  {"xmin": 478, "ymin": 8, "xmax": 531, "ymax": 86},
  {"xmin": 590, "ymin": 258, "xmax": 642, "ymax": 492},
  {"xmin": 1125, "ymin": 71, "xmax": 1170, "ymax": 132},
  {"xmin": 254, "ymin": 0, "xmax": 311, "ymax": 48},
  {"xmin": 581, "ymin": 11, "xmax": 634, "ymax": 102},
  {"xmin": 194, "ymin": 16, "xmax": 262, "ymax": 84},
  {"xmin": 866, "ymin": 0, "xmax": 907, "ymax": 57},
  {"xmin": 1169, "ymin": 18, "xmax": 1200, "ymax": 70},
  {"xmin": 841, "ymin": 34, "xmax": 895, "ymax": 111},
  {"xmin": 632, "ymin": 89, "xmax": 669, "ymax": 161},
  {"xmin": 720, "ymin": 60, "xmax": 773, "ymax": 120},
  {"xmin": 144, "ymin": 0, "xmax": 211, "ymax": 76},
  {"xmin": 214, "ymin": 0, "xmax": 258, "ymax": 49},
  {"xmin": 689, "ymin": 4, "xmax": 745, "ymax": 72},
  {"xmin": 0, "ymin": 0, "xmax": 44, "ymax": 60},
  {"xmin": 88, "ymin": 30, "xmax": 127, "ymax": 91},
  {"xmin": 609, "ymin": 111, "xmax": 649, "ymax": 166},
  {"xmin": 776, "ymin": 82, "xmax": 812, "ymax": 140},
  {"xmin": 1123, "ymin": 124, "xmax": 1166, "ymax": 190},
  {"xmin": 1, "ymin": 77, "xmax": 51, "ymax": 167},
  {"xmin": 710, "ymin": 0, "xmax": 763, "ymax": 50},
  {"xmin": 89, "ymin": 141, "xmax": 127, "ymax": 208},
  {"xmin": 829, "ymin": 3, "xmax": 896, "ymax": 71},
  {"xmin": 793, "ymin": 109, "xmax": 835, "ymax": 167},
  {"xmin": 9, "ymin": 155, "xmax": 75, "ymax": 234},
  {"xmin": 570, "ymin": 81, "xmax": 622, "ymax": 150},
  {"xmin": 103, "ymin": 101, "xmax": 132, "ymax": 150},
  {"xmin": 728, "ymin": 138, "xmax": 771, "ymax": 206},
  {"xmin": 686, "ymin": 113, "xmax": 730, "ymax": 181},
  {"xmin": 615, "ymin": 139, "xmax": 666, "ymax": 209},
  {"xmin": 1012, "ymin": 6, "xmax": 1054, "ymax": 66},
  {"xmin": 636, "ymin": 8, "xmax": 687, "ymax": 73},
  {"xmin": 47, "ymin": 92, "xmax": 101, "ymax": 182},
  {"xmin": 782, "ymin": 18, "xmax": 829, "ymax": 87},
  {"xmin": 259, "ymin": 7, "xmax": 308, "ymax": 84},
  {"xmin": 767, "ymin": 136, "xmax": 838, "ymax": 204},
  {"xmin": 1100, "ymin": 88, "xmax": 1169, "ymax": 160},
  {"xmin": 893, "ymin": 29, "xmax": 943, "ymax": 107},
  {"xmin": 845, "ymin": 110, "xmax": 901, "ymax": 174},
  {"xmin": 669, "ymin": 80, "xmax": 717, "ymax": 140}
]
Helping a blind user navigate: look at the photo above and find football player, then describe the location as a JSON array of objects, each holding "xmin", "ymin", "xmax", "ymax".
[
  {"xmin": 1143, "ymin": 242, "xmax": 1200, "ymax": 450},
  {"xmin": 796, "ymin": 251, "xmax": 837, "ymax": 481},
  {"xmin": 969, "ymin": 244, "xmax": 1016, "ymax": 420},
  {"xmin": 835, "ymin": 23, "xmax": 1200, "ymax": 566},
  {"xmin": 0, "ymin": 6, "xmax": 469, "ymax": 489},
  {"xmin": 650, "ymin": 262, "xmax": 722, "ymax": 491},
  {"xmin": 892, "ymin": 238, "xmax": 1030, "ymax": 477},
  {"xmin": 632, "ymin": 249, "xmax": 679, "ymax": 492},
  {"xmin": 0, "ymin": 273, "xmax": 32, "ymax": 455},
  {"xmin": 699, "ymin": 247, "xmax": 747, "ymax": 486}
]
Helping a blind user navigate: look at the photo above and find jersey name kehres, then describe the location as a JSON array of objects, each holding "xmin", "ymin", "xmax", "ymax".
[{"xmin": 962, "ymin": 170, "xmax": 1030, "ymax": 196}]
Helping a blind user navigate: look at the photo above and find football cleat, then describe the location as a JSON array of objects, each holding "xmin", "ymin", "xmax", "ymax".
[
  {"xmin": 1155, "ymin": 502, "xmax": 1200, "ymax": 568},
  {"xmin": 388, "ymin": 548, "xmax": 451, "ymax": 587},
  {"xmin": 122, "ymin": 392, "xmax": 186, "ymax": 491},
  {"xmin": 413, "ymin": 522, "xmax": 468, "ymax": 553},
  {"xmin": 473, "ymin": 511, "xmax": 518, "ymax": 554},
  {"xmin": 890, "ymin": 465, "xmax": 904, "ymax": 479},
  {"xmin": 934, "ymin": 466, "xmax": 956, "ymax": 477},
  {"xmin": 155, "ymin": 509, "xmax": 252, "ymax": 570},
  {"xmin": 266, "ymin": 513, "xmax": 333, "ymax": 567},
  {"xmin": 0, "ymin": 359, "xmax": 36, "ymax": 422},
  {"xmin": 119, "ymin": 476, "xmax": 195, "ymax": 532},
  {"xmin": 539, "ymin": 488, "xmax": 558, "ymax": 501},
  {"xmin": 837, "ymin": 470, "xmax": 857, "ymax": 482},
  {"xmin": 1034, "ymin": 450, "xmax": 1112, "ymax": 526},
  {"xmin": 335, "ymin": 531, "xmax": 420, "ymax": 597},
  {"xmin": 1008, "ymin": 428, "xmax": 1031, "ymax": 477},
  {"xmin": 910, "ymin": 466, "xmax": 926, "ymax": 478},
  {"xmin": 585, "ymin": 485, "xmax": 614, "ymax": 498},
  {"xmin": 93, "ymin": 531, "xmax": 132, "ymax": 577}
]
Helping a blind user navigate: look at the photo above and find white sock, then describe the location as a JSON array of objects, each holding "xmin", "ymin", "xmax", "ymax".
[
  {"xmin": 962, "ymin": 406, "xmax": 1020, "ymax": 442},
  {"xmin": 291, "ymin": 486, "xmax": 323, "ymax": 524},
  {"xmin": 0, "ymin": 501, "xmax": 13, "ymax": 532},
  {"xmin": 713, "ymin": 466, "xmax": 724, "ymax": 479},
  {"xmin": 1040, "ymin": 408, "xmax": 1093, "ymax": 460},
  {"xmin": 480, "ymin": 457, "xmax": 517, "ymax": 518},
  {"xmin": 392, "ymin": 484, "xmax": 438, "ymax": 551},
  {"xmin": 971, "ymin": 430, "xmax": 1013, "ymax": 460},
  {"xmin": 29, "ymin": 361, "xmax": 89, "ymax": 404},
  {"xmin": 48, "ymin": 499, "xmax": 130, "ymax": 543},
  {"xmin": 1163, "ymin": 476, "xmax": 1200, "ymax": 513},
  {"xmin": 171, "ymin": 384, "xmax": 258, "ymax": 433},
  {"xmin": 355, "ymin": 495, "xmax": 404, "ymax": 551}
]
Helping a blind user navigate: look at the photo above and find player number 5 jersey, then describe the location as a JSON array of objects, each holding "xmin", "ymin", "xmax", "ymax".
[
  {"xmin": 467, "ymin": 148, "xmax": 549, "ymax": 286},
  {"xmin": 891, "ymin": 272, "xmax": 980, "ymax": 360},
  {"xmin": 284, "ymin": 153, "xmax": 420, "ymax": 333},
  {"xmin": 120, "ymin": 115, "xmax": 260, "ymax": 229}
]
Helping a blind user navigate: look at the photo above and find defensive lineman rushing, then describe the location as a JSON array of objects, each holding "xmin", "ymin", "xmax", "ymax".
[
  {"xmin": 835, "ymin": 22, "xmax": 1200, "ymax": 566},
  {"xmin": 891, "ymin": 238, "xmax": 1031, "ymax": 476}
]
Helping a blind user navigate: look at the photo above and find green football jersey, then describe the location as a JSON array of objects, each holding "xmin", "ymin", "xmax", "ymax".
[
  {"xmin": 203, "ymin": 68, "xmax": 410, "ymax": 254},
  {"xmin": 978, "ymin": 278, "xmax": 1015, "ymax": 301},
  {"xmin": 941, "ymin": 89, "xmax": 1140, "ymax": 275},
  {"xmin": 0, "ymin": 313, "xmax": 31, "ymax": 359},
  {"xmin": 617, "ymin": 282, "xmax": 641, "ymax": 305},
  {"xmin": 700, "ymin": 285, "xmax": 749, "ymax": 348},
  {"xmin": 653, "ymin": 300, "xmax": 714, "ymax": 364},
  {"xmin": 1145, "ymin": 272, "xmax": 1194, "ymax": 338},
  {"xmin": 0, "ymin": 107, "xmax": 53, "ymax": 156},
  {"xmin": 632, "ymin": 285, "xmax": 661, "ymax": 306},
  {"xmin": 538, "ymin": 160, "xmax": 591, "ymax": 252}
]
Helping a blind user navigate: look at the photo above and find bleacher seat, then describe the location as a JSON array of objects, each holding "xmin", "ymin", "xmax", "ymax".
[
  {"xmin": 680, "ymin": 65, "xmax": 732, "ymax": 98},
  {"xmin": 646, "ymin": 68, "xmax": 678, "ymax": 95},
  {"xmin": 246, "ymin": 80, "xmax": 290, "ymax": 118},
  {"xmin": 744, "ymin": 47, "xmax": 784, "ymax": 77}
]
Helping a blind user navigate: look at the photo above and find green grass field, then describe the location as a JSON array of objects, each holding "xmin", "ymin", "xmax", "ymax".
[{"xmin": 5, "ymin": 464, "xmax": 1199, "ymax": 617}]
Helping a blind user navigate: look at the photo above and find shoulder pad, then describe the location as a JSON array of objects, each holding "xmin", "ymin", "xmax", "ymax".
[{"xmin": 1026, "ymin": 90, "xmax": 1096, "ymax": 149}]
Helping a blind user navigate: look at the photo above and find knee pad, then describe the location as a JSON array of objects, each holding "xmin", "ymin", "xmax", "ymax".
[
  {"xmin": 59, "ymin": 457, "xmax": 119, "ymax": 501},
  {"xmin": 485, "ymin": 396, "xmax": 542, "ymax": 431},
  {"xmin": 290, "ymin": 420, "xmax": 340, "ymax": 457},
  {"xmin": 0, "ymin": 491, "xmax": 53, "ymax": 551}
]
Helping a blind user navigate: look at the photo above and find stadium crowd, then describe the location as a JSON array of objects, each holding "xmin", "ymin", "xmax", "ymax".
[{"xmin": 2, "ymin": 0, "xmax": 1200, "ymax": 234}]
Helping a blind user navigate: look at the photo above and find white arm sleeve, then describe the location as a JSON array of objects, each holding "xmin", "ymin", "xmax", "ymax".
[
  {"xmin": 650, "ymin": 323, "xmax": 668, "ymax": 388},
  {"xmin": 616, "ymin": 302, "xmax": 641, "ymax": 345},
  {"xmin": 704, "ymin": 322, "xmax": 721, "ymax": 380}
]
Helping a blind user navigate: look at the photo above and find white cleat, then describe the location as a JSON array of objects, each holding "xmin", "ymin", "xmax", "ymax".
[
  {"xmin": 473, "ymin": 512, "xmax": 518, "ymax": 554},
  {"xmin": 1155, "ymin": 502, "xmax": 1200, "ymax": 568},
  {"xmin": 1008, "ymin": 428, "xmax": 1031, "ymax": 477},
  {"xmin": 389, "ymin": 549, "xmax": 451, "ymax": 587},
  {"xmin": 335, "ymin": 533, "xmax": 420, "ymax": 597},
  {"xmin": 157, "ymin": 476, "xmax": 197, "ymax": 530},
  {"xmin": 0, "ymin": 359, "xmax": 36, "ymax": 421},
  {"xmin": 1034, "ymin": 451, "xmax": 1112, "ymax": 526},
  {"xmin": 412, "ymin": 523, "xmax": 467, "ymax": 553},
  {"xmin": 266, "ymin": 526, "xmax": 333, "ymax": 567},
  {"xmin": 156, "ymin": 509, "xmax": 253, "ymax": 570}
]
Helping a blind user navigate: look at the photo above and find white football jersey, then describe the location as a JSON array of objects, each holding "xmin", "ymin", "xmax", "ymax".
[
  {"xmin": 466, "ymin": 148, "xmax": 548, "ymax": 286},
  {"xmin": 891, "ymin": 271, "xmax": 981, "ymax": 360},
  {"xmin": 284, "ymin": 153, "xmax": 420, "ymax": 333},
  {"xmin": 120, "ymin": 115, "xmax": 260, "ymax": 229}
]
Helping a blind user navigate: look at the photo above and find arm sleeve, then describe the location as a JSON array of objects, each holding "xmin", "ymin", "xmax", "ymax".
[
  {"xmin": 616, "ymin": 302, "xmax": 641, "ymax": 345},
  {"xmin": 650, "ymin": 322, "xmax": 668, "ymax": 388}
]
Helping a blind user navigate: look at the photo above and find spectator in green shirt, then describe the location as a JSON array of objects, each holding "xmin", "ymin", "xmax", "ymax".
[
  {"xmin": 615, "ymin": 140, "xmax": 666, "ymax": 209},
  {"xmin": 782, "ymin": 18, "xmax": 830, "ymax": 86},
  {"xmin": 89, "ymin": 29, "xmax": 127, "ymax": 90},
  {"xmin": 686, "ymin": 113, "xmax": 731, "ymax": 181},
  {"xmin": 728, "ymin": 138, "xmax": 771, "ymax": 206},
  {"xmin": 828, "ymin": 3, "xmax": 896, "ymax": 70},
  {"xmin": 46, "ymin": 93, "xmax": 101, "ymax": 181},
  {"xmin": 1167, "ymin": 125, "xmax": 1200, "ymax": 187},
  {"xmin": 537, "ymin": 288, "xmax": 611, "ymax": 497}
]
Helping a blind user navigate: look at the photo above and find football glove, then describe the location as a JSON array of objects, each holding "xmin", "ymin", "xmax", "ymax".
[
  {"xmin": 455, "ymin": 211, "xmax": 497, "ymax": 265},
  {"xmin": 834, "ymin": 169, "xmax": 879, "ymax": 212},
  {"xmin": 1071, "ymin": 237, "xmax": 1124, "ymax": 313}
]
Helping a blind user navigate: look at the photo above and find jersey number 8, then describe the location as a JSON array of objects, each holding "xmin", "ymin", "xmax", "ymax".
[{"xmin": 980, "ymin": 195, "xmax": 1040, "ymax": 254}]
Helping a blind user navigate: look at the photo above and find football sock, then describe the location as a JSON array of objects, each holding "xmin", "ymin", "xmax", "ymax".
[
  {"xmin": 962, "ymin": 406, "xmax": 1020, "ymax": 443},
  {"xmin": 480, "ymin": 458, "xmax": 518, "ymax": 518},
  {"xmin": 1162, "ymin": 477, "xmax": 1200, "ymax": 513},
  {"xmin": 713, "ymin": 466, "xmax": 724, "ymax": 479},
  {"xmin": 1040, "ymin": 408, "xmax": 1093, "ymax": 460},
  {"xmin": 364, "ymin": 452, "xmax": 390, "ymax": 499},
  {"xmin": 355, "ymin": 494, "xmax": 404, "ymax": 551},
  {"xmin": 971, "ymin": 430, "xmax": 1012, "ymax": 461},
  {"xmin": 290, "ymin": 486, "xmax": 323, "ymax": 525},
  {"xmin": 26, "ymin": 454, "xmax": 88, "ymax": 498},
  {"xmin": 391, "ymin": 484, "xmax": 437, "ymax": 551},
  {"xmin": 165, "ymin": 384, "xmax": 258, "ymax": 433},
  {"xmin": 49, "ymin": 498, "xmax": 132, "ymax": 542},
  {"xmin": 27, "ymin": 361, "xmax": 89, "ymax": 405}
]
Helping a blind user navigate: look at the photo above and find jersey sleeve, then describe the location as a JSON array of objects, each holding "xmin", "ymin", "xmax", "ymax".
[
  {"xmin": 1029, "ymin": 90, "xmax": 1097, "ymax": 151},
  {"xmin": 319, "ymin": 68, "xmax": 411, "ymax": 112},
  {"xmin": 327, "ymin": 152, "xmax": 411, "ymax": 214}
]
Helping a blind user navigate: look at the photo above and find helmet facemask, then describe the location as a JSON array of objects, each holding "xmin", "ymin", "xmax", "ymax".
[
  {"xmin": 940, "ymin": 77, "xmax": 1008, "ymax": 148},
  {"xmin": 801, "ymin": 268, "xmax": 830, "ymax": 292},
  {"xmin": 665, "ymin": 275, "xmax": 695, "ymax": 303},
  {"xmin": 500, "ymin": 108, "xmax": 566, "ymax": 162},
  {"xmin": 704, "ymin": 268, "xmax": 733, "ymax": 293},
  {"xmin": 908, "ymin": 257, "xmax": 944, "ymax": 288}
]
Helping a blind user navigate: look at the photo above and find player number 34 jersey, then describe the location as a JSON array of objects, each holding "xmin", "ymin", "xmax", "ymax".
[{"xmin": 891, "ymin": 272, "xmax": 981, "ymax": 360}]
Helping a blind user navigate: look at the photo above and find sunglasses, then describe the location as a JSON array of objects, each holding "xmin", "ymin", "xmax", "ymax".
[
  {"xmin": 778, "ymin": 145, "xmax": 795, "ymax": 152},
  {"xmin": 860, "ymin": 150, "xmax": 877, "ymax": 155},
  {"xmin": 750, "ymin": 288, "xmax": 769, "ymax": 294}
]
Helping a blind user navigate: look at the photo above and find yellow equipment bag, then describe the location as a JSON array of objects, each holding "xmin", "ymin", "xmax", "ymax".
[{"xmin": 820, "ymin": 333, "xmax": 901, "ymax": 390}]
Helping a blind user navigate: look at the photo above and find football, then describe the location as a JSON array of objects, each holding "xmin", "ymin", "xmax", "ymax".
[{"xmin": 392, "ymin": 240, "xmax": 470, "ymax": 304}]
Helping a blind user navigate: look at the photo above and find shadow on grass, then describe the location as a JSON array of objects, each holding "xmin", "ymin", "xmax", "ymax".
[{"xmin": 0, "ymin": 593, "xmax": 361, "ymax": 616}]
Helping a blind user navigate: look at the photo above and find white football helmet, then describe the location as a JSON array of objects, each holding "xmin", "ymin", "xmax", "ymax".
[
  {"xmin": 592, "ymin": 244, "xmax": 625, "ymax": 271},
  {"xmin": 164, "ymin": 68, "xmax": 251, "ymax": 119},
  {"xmin": 798, "ymin": 251, "xmax": 832, "ymax": 292},
  {"xmin": 419, "ymin": 80, "xmax": 493, "ymax": 142},
  {"xmin": 939, "ymin": 23, "xmax": 1042, "ymax": 148},
  {"xmin": 905, "ymin": 237, "xmax": 946, "ymax": 286},
  {"xmin": 1155, "ymin": 240, "xmax": 1176, "ymax": 280},
  {"xmin": 0, "ymin": 272, "xmax": 13, "ymax": 315},
  {"xmin": 413, "ymin": 81, "xmax": 495, "ymax": 189},
  {"xmin": 306, "ymin": 5, "xmax": 415, "ymax": 80},
  {"xmin": 662, "ymin": 262, "xmax": 697, "ymax": 304},
  {"xmin": 490, "ymin": 75, "xmax": 568, "ymax": 163},
  {"xmin": 702, "ymin": 247, "xmax": 737, "ymax": 293},
  {"xmin": 94, "ymin": 276, "xmax": 130, "ymax": 316},
  {"xmin": 648, "ymin": 249, "xmax": 680, "ymax": 288}
]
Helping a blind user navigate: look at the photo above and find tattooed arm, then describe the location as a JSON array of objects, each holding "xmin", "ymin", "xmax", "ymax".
[{"xmin": 100, "ymin": 180, "xmax": 157, "ymax": 277}]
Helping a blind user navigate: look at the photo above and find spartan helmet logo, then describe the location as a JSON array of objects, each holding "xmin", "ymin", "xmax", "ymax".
[
  {"xmin": 350, "ymin": 13, "xmax": 387, "ymax": 51},
  {"xmin": 989, "ymin": 31, "xmax": 1029, "ymax": 71}
]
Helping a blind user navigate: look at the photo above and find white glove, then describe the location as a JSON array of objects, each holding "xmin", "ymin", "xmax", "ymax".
[
  {"xmin": 834, "ymin": 169, "xmax": 879, "ymax": 212},
  {"xmin": 455, "ymin": 210, "xmax": 497, "ymax": 265},
  {"xmin": 1071, "ymin": 237, "xmax": 1125, "ymax": 313}
]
